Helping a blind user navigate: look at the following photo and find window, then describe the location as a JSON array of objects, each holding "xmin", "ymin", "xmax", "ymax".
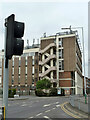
[
  {"xmin": 19, "ymin": 60, "xmax": 21, "ymax": 66},
  {"xmin": 25, "ymin": 76, "xmax": 27, "ymax": 83},
  {"xmin": 59, "ymin": 49, "xmax": 62, "ymax": 59},
  {"xmin": 25, "ymin": 60, "xmax": 27, "ymax": 66},
  {"xmin": 32, "ymin": 59, "xmax": 34, "ymax": 65},
  {"xmin": 12, "ymin": 60, "xmax": 14, "ymax": 67},
  {"xmin": 59, "ymin": 38, "xmax": 63, "ymax": 47},
  {"xmin": 32, "ymin": 66, "xmax": 34, "ymax": 74},
  {"xmin": 25, "ymin": 67, "xmax": 27, "ymax": 74},
  {"xmin": 32, "ymin": 77, "xmax": 34, "ymax": 84},
  {"xmin": 59, "ymin": 61, "xmax": 62, "ymax": 70},
  {"xmin": 19, "ymin": 67, "xmax": 20, "ymax": 75},
  {"xmin": 59, "ymin": 49, "xmax": 63, "ymax": 59},
  {"xmin": 12, "ymin": 68, "xmax": 14, "ymax": 75},
  {"xmin": 18, "ymin": 76, "xmax": 20, "ymax": 84},
  {"xmin": 59, "ymin": 60, "xmax": 64, "ymax": 70},
  {"xmin": 62, "ymin": 61, "xmax": 64, "ymax": 70},
  {"xmin": 12, "ymin": 76, "xmax": 14, "ymax": 84}
]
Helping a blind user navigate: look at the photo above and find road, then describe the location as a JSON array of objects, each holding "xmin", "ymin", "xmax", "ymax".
[{"xmin": 8, "ymin": 96, "xmax": 75, "ymax": 119}]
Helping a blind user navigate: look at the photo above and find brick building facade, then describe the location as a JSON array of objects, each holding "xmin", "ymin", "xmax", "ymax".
[
  {"xmin": 39, "ymin": 31, "xmax": 83, "ymax": 95},
  {"xmin": 0, "ymin": 47, "xmax": 39, "ymax": 95},
  {"xmin": 0, "ymin": 31, "xmax": 84, "ymax": 95}
]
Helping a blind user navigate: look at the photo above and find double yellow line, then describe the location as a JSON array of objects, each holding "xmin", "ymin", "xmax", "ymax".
[
  {"xmin": 4, "ymin": 106, "xmax": 5, "ymax": 120},
  {"xmin": 60, "ymin": 102, "xmax": 88, "ymax": 119}
]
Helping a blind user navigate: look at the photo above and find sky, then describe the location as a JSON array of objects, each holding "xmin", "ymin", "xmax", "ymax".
[{"xmin": 0, "ymin": 0, "xmax": 89, "ymax": 76}]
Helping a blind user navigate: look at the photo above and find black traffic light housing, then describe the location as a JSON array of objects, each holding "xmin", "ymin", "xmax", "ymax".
[{"xmin": 5, "ymin": 14, "xmax": 25, "ymax": 60}]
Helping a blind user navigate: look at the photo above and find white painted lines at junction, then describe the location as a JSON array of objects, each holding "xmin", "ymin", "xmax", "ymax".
[
  {"xmin": 28, "ymin": 116, "xmax": 34, "ymax": 118},
  {"xmin": 52, "ymin": 107, "xmax": 56, "ymax": 110},
  {"xmin": 43, "ymin": 104, "xmax": 51, "ymax": 107},
  {"xmin": 43, "ymin": 116, "xmax": 52, "ymax": 120},
  {"xmin": 45, "ymin": 109, "xmax": 51, "ymax": 113},
  {"xmin": 36, "ymin": 113, "xmax": 43, "ymax": 116},
  {"xmin": 43, "ymin": 102, "xmax": 60, "ymax": 107},
  {"xmin": 56, "ymin": 104, "xmax": 61, "ymax": 107}
]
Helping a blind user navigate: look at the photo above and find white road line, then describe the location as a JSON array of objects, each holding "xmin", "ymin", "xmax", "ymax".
[
  {"xmin": 56, "ymin": 102, "xmax": 59, "ymax": 104},
  {"xmin": 43, "ymin": 116, "xmax": 51, "ymax": 120},
  {"xmin": 29, "ymin": 116, "xmax": 34, "ymax": 118},
  {"xmin": 56, "ymin": 104, "xmax": 61, "ymax": 107},
  {"xmin": 45, "ymin": 109, "xmax": 51, "ymax": 113},
  {"xmin": 52, "ymin": 108, "xmax": 56, "ymax": 110},
  {"xmin": 43, "ymin": 104, "xmax": 51, "ymax": 107},
  {"xmin": 36, "ymin": 113, "xmax": 42, "ymax": 116}
]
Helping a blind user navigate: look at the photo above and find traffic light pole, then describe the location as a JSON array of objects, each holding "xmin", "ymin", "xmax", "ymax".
[{"xmin": 3, "ymin": 26, "xmax": 9, "ymax": 119}]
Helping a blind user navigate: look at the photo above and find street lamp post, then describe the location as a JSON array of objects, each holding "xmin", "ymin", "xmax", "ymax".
[{"xmin": 61, "ymin": 26, "xmax": 87, "ymax": 104}]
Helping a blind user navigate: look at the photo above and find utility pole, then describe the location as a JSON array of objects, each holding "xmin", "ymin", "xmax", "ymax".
[
  {"xmin": 3, "ymin": 14, "xmax": 25, "ymax": 119},
  {"xmin": 3, "ymin": 19, "xmax": 9, "ymax": 118}
]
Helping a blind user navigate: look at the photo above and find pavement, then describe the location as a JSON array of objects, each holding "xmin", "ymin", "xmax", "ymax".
[
  {"xmin": 8, "ymin": 95, "xmax": 29, "ymax": 101},
  {"xmin": 60, "ymin": 95, "xmax": 90, "ymax": 120}
]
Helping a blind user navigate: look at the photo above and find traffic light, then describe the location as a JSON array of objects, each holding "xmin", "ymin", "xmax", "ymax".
[{"xmin": 5, "ymin": 14, "xmax": 25, "ymax": 59}]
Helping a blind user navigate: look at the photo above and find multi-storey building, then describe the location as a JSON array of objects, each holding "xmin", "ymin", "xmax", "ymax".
[
  {"xmin": 39, "ymin": 31, "xmax": 83, "ymax": 95},
  {"xmin": 0, "ymin": 31, "xmax": 83, "ymax": 95},
  {"xmin": 1, "ymin": 45, "xmax": 39, "ymax": 95}
]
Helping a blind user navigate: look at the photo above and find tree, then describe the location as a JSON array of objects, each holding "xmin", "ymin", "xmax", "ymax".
[{"xmin": 36, "ymin": 78, "xmax": 51, "ymax": 89}]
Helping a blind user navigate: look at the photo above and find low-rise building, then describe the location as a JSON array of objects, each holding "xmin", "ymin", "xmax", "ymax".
[
  {"xmin": 1, "ymin": 45, "xmax": 39, "ymax": 95},
  {"xmin": 0, "ymin": 30, "xmax": 83, "ymax": 95},
  {"xmin": 39, "ymin": 31, "xmax": 83, "ymax": 95}
]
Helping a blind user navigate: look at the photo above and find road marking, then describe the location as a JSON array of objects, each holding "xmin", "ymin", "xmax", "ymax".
[
  {"xmin": 45, "ymin": 109, "xmax": 51, "ymax": 113},
  {"xmin": 61, "ymin": 102, "xmax": 81, "ymax": 118},
  {"xmin": 56, "ymin": 102, "xmax": 59, "ymax": 104},
  {"xmin": 56, "ymin": 104, "xmax": 61, "ymax": 107},
  {"xmin": 43, "ymin": 104, "xmax": 51, "ymax": 107},
  {"xmin": 29, "ymin": 116, "xmax": 34, "ymax": 118},
  {"xmin": 36, "ymin": 113, "xmax": 42, "ymax": 116},
  {"xmin": 52, "ymin": 108, "xmax": 56, "ymax": 110},
  {"xmin": 43, "ymin": 116, "xmax": 51, "ymax": 120},
  {"xmin": 65, "ymin": 103, "xmax": 88, "ymax": 118}
]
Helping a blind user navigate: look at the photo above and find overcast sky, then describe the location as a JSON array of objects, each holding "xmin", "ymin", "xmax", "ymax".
[{"xmin": 0, "ymin": 0, "xmax": 89, "ymax": 76}]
